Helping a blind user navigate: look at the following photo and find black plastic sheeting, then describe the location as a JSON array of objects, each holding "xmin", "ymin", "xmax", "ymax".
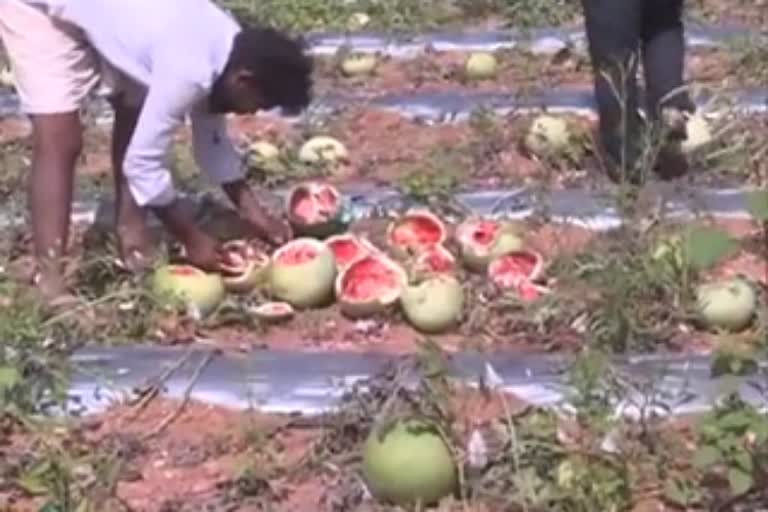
[{"xmin": 60, "ymin": 344, "xmax": 766, "ymax": 419}]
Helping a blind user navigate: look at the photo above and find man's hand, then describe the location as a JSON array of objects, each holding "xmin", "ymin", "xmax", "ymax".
[
  {"xmin": 222, "ymin": 180, "xmax": 293, "ymax": 246},
  {"xmin": 239, "ymin": 202, "xmax": 293, "ymax": 246},
  {"xmin": 152, "ymin": 200, "xmax": 223, "ymax": 272},
  {"xmin": 176, "ymin": 230, "xmax": 222, "ymax": 272}
]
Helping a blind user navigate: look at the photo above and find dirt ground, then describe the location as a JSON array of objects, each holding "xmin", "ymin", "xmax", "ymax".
[
  {"xmin": 1, "ymin": 42, "xmax": 766, "ymax": 192},
  {"xmin": 1, "ymin": 381, "xmax": 528, "ymax": 512},
  {"xmin": 312, "ymin": 46, "xmax": 764, "ymax": 96},
  {"xmin": 1, "ymin": 4, "xmax": 767, "ymax": 511},
  {"xmin": 1, "ymin": 202, "xmax": 763, "ymax": 357}
]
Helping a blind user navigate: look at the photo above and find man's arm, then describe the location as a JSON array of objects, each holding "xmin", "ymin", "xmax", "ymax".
[
  {"xmin": 121, "ymin": 72, "xmax": 223, "ymax": 270},
  {"xmin": 190, "ymin": 107, "xmax": 293, "ymax": 245}
]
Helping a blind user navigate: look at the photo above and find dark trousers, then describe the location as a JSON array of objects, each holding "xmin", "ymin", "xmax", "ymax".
[{"xmin": 581, "ymin": 0, "xmax": 695, "ymax": 173}]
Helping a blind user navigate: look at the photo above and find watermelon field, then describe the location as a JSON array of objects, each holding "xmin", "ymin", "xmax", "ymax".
[{"xmin": 1, "ymin": 1, "xmax": 767, "ymax": 511}]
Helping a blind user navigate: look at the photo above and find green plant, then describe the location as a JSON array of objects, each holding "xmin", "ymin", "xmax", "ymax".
[
  {"xmin": 0, "ymin": 282, "xmax": 72, "ymax": 426},
  {"xmin": 472, "ymin": 354, "xmax": 634, "ymax": 512},
  {"xmin": 0, "ymin": 140, "xmax": 29, "ymax": 199},
  {"xmin": 456, "ymin": 0, "xmax": 580, "ymax": 28},
  {"xmin": 397, "ymin": 154, "xmax": 461, "ymax": 202},
  {"xmin": 693, "ymin": 394, "xmax": 768, "ymax": 498},
  {"xmin": 14, "ymin": 428, "xmax": 124, "ymax": 512},
  {"xmin": 218, "ymin": 0, "xmax": 461, "ymax": 32}
]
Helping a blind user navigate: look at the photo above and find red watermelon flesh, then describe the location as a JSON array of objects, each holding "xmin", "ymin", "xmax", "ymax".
[
  {"xmin": 390, "ymin": 216, "xmax": 444, "ymax": 250},
  {"xmin": 470, "ymin": 220, "xmax": 500, "ymax": 246},
  {"xmin": 328, "ymin": 237, "xmax": 369, "ymax": 268},
  {"xmin": 489, "ymin": 250, "xmax": 542, "ymax": 289},
  {"xmin": 341, "ymin": 256, "xmax": 401, "ymax": 302},
  {"xmin": 417, "ymin": 245, "xmax": 456, "ymax": 273},
  {"xmin": 290, "ymin": 186, "xmax": 339, "ymax": 224},
  {"xmin": 170, "ymin": 265, "xmax": 202, "ymax": 276},
  {"xmin": 276, "ymin": 244, "xmax": 319, "ymax": 265}
]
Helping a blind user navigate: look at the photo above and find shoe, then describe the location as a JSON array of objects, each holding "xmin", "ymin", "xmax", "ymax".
[
  {"xmin": 654, "ymin": 141, "xmax": 690, "ymax": 180},
  {"xmin": 654, "ymin": 106, "xmax": 693, "ymax": 180}
]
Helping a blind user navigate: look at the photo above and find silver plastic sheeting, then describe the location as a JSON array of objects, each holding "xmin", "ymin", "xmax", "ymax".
[
  {"xmin": 61, "ymin": 344, "xmax": 767, "ymax": 419},
  {"xmin": 0, "ymin": 183, "xmax": 757, "ymax": 235},
  {"xmin": 305, "ymin": 22, "xmax": 754, "ymax": 56},
  {"xmin": 318, "ymin": 87, "xmax": 768, "ymax": 123},
  {"xmin": 0, "ymin": 20, "xmax": 761, "ymax": 120},
  {"xmin": 3, "ymin": 86, "xmax": 766, "ymax": 123}
]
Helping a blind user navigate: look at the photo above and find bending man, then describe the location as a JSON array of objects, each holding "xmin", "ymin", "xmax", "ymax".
[{"xmin": 0, "ymin": 0, "xmax": 311, "ymax": 304}]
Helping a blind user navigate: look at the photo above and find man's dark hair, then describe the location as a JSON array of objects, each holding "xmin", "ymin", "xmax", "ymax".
[{"xmin": 227, "ymin": 26, "xmax": 313, "ymax": 113}]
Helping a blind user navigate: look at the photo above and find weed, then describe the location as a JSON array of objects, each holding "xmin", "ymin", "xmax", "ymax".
[
  {"xmin": 217, "ymin": 0, "xmax": 580, "ymax": 33},
  {"xmin": 468, "ymin": 0, "xmax": 581, "ymax": 29},
  {"xmin": 469, "ymin": 351, "xmax": 703, "ymax": 512},
  {"xmin": 218, "ymin": 0, "xmax": 460, "ymax": 32},
  {"xmin": 10, "ymin": 424, "xmax": 125, "ymax": 512},
  {"xmin": 0, "ymin": 281, "xmax": 74, "ymax": 426},
  {"xmin": 688, "ymin": 0, "xmax": 768, "ymax": 28},
  {"xmin": 693, "ymin": 393, "xmax": 768, "ymax": 499},
  {"xmin": 728, "ymin": 35, "xmax": 768, "ymax": 87},
  {"xmin": 0, "ymin": 139, "xmax": 28, "ymax": 199}
]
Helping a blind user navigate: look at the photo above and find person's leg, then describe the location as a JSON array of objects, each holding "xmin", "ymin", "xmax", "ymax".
[
  {"xmin": 642, "ymin": 0, "xmax": 694, "ymax": 121},
  {"xmin": 581, "ymin": 0, "xmax": 645, "ymax": 182},
  {"xmin": 27, "ymin": 113, "xmax": 82, "ymax": 298},
  {"xmin": 641, "ymin": 0, "xmax": 695, "ymax": 179},
  {"xmin": 106, "ymin": 79, "xmax": 154, "ymax": 271},
  {"xmin": 0, "ymin": 0, "xmax": 100, "ymax": 301}
]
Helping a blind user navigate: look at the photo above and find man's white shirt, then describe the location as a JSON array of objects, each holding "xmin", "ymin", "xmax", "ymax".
[{"xmin": 23, "ymin": 0, "xmax": 245, "ymax": 207}]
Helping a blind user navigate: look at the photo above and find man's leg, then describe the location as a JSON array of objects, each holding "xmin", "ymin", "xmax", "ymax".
[
  {"xmin": 642, "ymin": 0, "xmax": 694, "ymax": 120},
  {"xmin": 108, "ymin": 87, "xmax": 154, "ymax": 271},
  {"xmin": 581, "ymin": 0, "xmax": 645, "ymax": 182},
  {"xmin": 0, "ymin": 0, "xmax": 100, "ymax": 301},
  {"xmin": 28, "ymin": 113, "xmax": 82, "ymax": 298},
  {"xmin": 642, "ymin": 0, "xmax": 695, "ymax": 179}
]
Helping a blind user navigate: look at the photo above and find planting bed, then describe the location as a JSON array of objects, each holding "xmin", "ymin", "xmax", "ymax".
[
  {"xmin": 2, "ymin": 103, "xmax": 767, "ymax": 197},
  {"xmin": 311, "ymin": 46, "xmax": 767, "ymax": 95},
  {"xmin": 1, "ymin": 194, "xmax": 764, "ymax": 356},
  {"xmin": 1, "ymin": 361, "xmax": 529, "ymax": 511},
  {"xmin": 6, "ymin": 351, "xmax": 765, "ymax": 512},
  {"xmin": 2, "ymin": 4, "xmax": 768, "ymax": 511}
]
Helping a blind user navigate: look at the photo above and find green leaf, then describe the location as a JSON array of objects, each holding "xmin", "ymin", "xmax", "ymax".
[
  {"xmin": 733, "ymin": 450, "xmax": 754, "ymax": 473},
  {"xmin": 746, "ymin": 190, "xmax": 768, "ymax": 221},
  {"xmin": 727, "ymin": 467, "xmax": 753, "ymax": 496},
  {"xmin": 664, "ymin": 477, "xmax": 700, "ymax": 506},
  {"xmin": 711, "ymin": 351, "xmax": 758, "ymax": 377},
  {"xmin": 749, "ymin": 420, "xmax": 768, "ymax": 444},
  {"xmin": 717, "ymin": 436, "xmax": 741, "ymax": 454},
  {"xmin": 692, "ymin": 445, "xmax": 722, "ymax": 468},
  {"xmin": 0, "ymin": 366, "xmax": 21, "ymax": 392},
  {"xmin": 718, "ymin": 411, "xmax": 754, "ymax": 431},
  {"xmin": 683, "ymin": 227, "xmax": 739, "ymax": 270},
  {"xmin": 16, "ymin": 472, "xmax": 50, "ymax": 496}
]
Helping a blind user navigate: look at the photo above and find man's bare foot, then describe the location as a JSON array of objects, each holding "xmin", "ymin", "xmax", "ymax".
[
  {"xmin": 115, "ymin": 216, "xmax": 157, "ymax": 273},
  {"xmin": 117, "ymin": 230, "xmax": 157, "ymax": 273},
  {"xmin": 33, "ymin": 268, "xmax": 80, "ymax": 313}
]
